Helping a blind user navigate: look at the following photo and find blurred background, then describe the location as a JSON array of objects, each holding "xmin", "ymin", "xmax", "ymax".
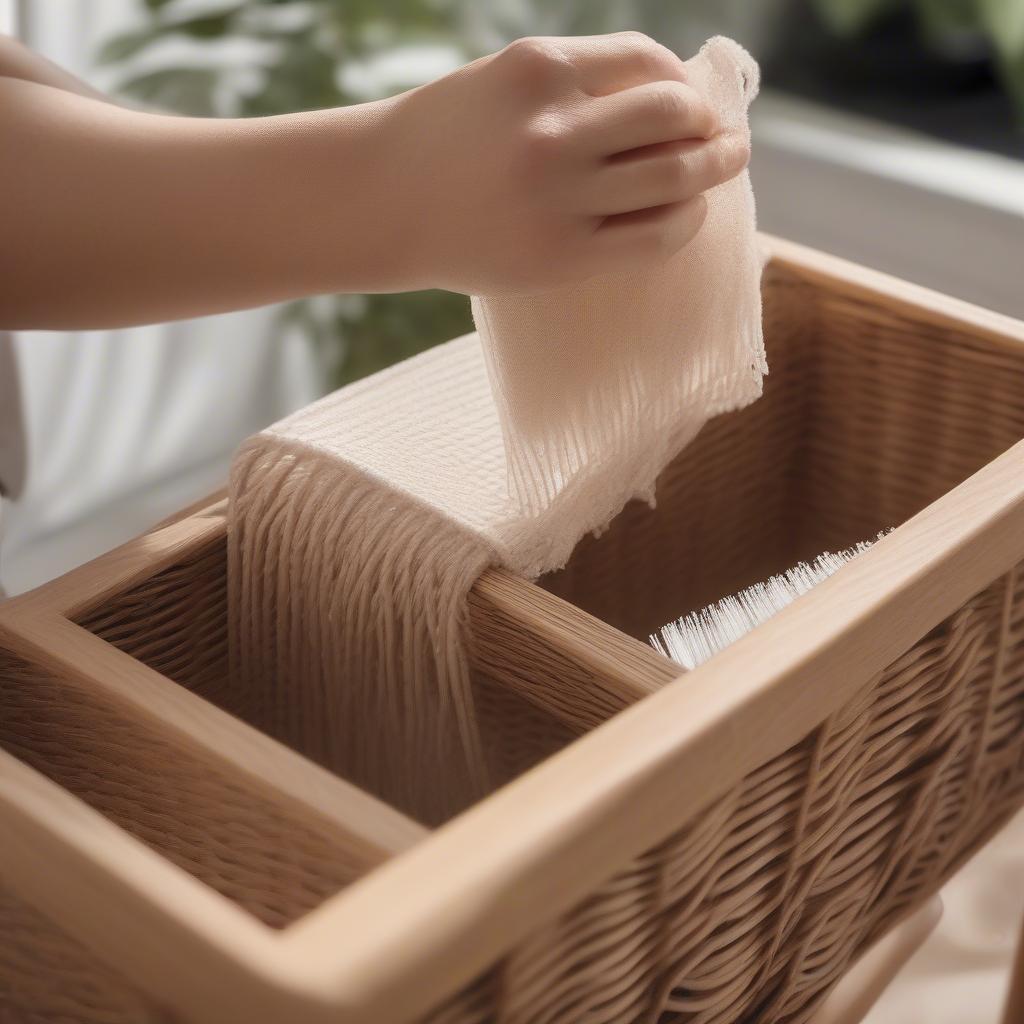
[
  {"xmin": 1, "ymin": 4, "xmax": 1023, "ymax": 1021},
  {"xmin": 2, "ymin": 0, "xmax": 1022, "ymax": 594}
]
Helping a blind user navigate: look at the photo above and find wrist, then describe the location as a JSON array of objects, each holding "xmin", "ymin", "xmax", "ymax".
[
  {"xmin": 204, "ymin": 97, "xmax": 415, "ymax": 303},
  {"xmin": 345, "ymin": 90, "xmax": 439, "ymax": 294},
  {"xmin": 272, "ymin": 94, "xmax": 435, "ymax": 297}
]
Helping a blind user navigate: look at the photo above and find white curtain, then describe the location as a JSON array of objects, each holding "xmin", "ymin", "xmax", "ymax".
[{"xmin": 1, "ymin": 0, "xmax": 323, "ymax": 594}]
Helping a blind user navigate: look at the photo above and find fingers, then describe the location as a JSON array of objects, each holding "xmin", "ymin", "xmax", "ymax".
[
  {"xmin": 575, "ymin": 79, "xmax": 718, "ymax": 157},
  {"xmin": 589, "ymin": 195, "xmax": 710, "ymax": 275},
  {"xmin": 584, "ymin": 132, "xmax": 750, "ymax": 216},
  {"xmin": 562, "ymin": 31, "xmax": 688, "ymax": 95},
  {"xmin": 480, "ymin": 34, "xmax": 752, "ymax": 287}
]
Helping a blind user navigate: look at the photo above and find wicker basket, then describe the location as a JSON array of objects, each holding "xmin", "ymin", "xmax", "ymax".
[{"xmin": 1, "ymin": 236, "xmax": 1023, "ymax": 1024}]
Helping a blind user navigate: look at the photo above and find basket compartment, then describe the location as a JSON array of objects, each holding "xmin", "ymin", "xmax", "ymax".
[
  {"xmin": 542, "ymin": 260, "xmax": 1024, "ymax": 645},
  {"xmin": 53, "ymin": 256, "xmax": 1024, "ymax": 799},
  {"xmin": 76, "ymin": 530, "xmax": 230, "ymax": 707},
  {"xmin": 0, "ymin": 240, "xmax": 1021, "ymax": 1024},
  {"xmin": 0, "ymin": 642, "xmax": 409, "ymax": 928},
  {"xmin": 72, "ymin": 523, "xmax": 580, "ymax": 801}
]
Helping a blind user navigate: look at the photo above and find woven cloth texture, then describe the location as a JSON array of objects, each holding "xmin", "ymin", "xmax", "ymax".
[
  {"xmin": 472, "ymin": 36, "xmax": 765, "ymax": 519},
  {"xmin": 229, "ymin": 37, "xmax": 766, "ymax": 823}
]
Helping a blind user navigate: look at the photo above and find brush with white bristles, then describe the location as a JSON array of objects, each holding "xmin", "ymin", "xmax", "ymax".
[{"xmin": 651, "ymin": 535, "xmax": 888, "ymax": 670}]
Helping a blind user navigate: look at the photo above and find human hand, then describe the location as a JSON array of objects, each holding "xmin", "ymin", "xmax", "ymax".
[
  {"xmin": 0, "ymin": 31, "xmax": 750, "ymax": 328},
  {"xmin": 385, "ymin": 32, "xmax": 751, "ymax": 295}
]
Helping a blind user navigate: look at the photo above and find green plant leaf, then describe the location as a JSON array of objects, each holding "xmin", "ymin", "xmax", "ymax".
[
  {"xmin": 977, "ymin": 0, "xmax": 1024, "ymax": 57},
  {"xmin": 116, "ymin": 67, "xmax": 221, "ymax": 116},
  {"xmin": 333, "ymin": 290, "xmax": 473, "ymax": 385},
  {"xmin": 812, "ymin": 0, "xmax": 900, "ymax": 34},
  {"xmin": 170, "ymin": 10, "xmax": 240, "ymax": 39},
  {"xmin": 913, "ymin": 0, "xmax": 979, "ymax": 34},
  {"xmin": 96, "ymin": 28, "xmax": 162, "ymax": 64},
  {"xmin": 977, "ymin": 0, "xmax": 1024, "ymax": 117},
  {"xmin": 997, "ymin": 56, "xmax": 1024, "ymax": 118}
]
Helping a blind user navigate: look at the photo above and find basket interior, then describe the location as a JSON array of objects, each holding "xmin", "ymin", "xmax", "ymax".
[
  {"xmin": 543, "ymin": 262, "xmax": 1024, "ymax": 641},
  {"xmin": 0, "ymin": 641, "xmax": 387, "ymax": 929},
  {"xmin": 51, "ymin": 256, "xmax": 1024, "ymax": 826},
  {"xmin": 3, "ymin": 253, "xmax": 1023, "ymax": 1023}
]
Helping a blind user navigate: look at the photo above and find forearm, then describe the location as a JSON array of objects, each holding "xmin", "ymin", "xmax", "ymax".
[
  {"xmin": 2, "ymin": 32, "xmax": 754, "ymax": 329},
  {"xmin": 1, "ymin": 77, "xmax": 420, "ymax": 329}
]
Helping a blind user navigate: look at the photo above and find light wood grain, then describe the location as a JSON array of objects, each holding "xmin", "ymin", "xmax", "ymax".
[
  {"xmin": 151, "ymin": 487, "xmax": 228, "ymax": 531},
  {"xmin": 0, "ymin": 609, "xmax": 426, "ymax": 874},
  {"xmin": 468, "ymin": 567, "xmax": 679, "ymax": 733},
  {"xmin": 764, "ymin": 233, "xmax": 1024, "ymax": 356}
]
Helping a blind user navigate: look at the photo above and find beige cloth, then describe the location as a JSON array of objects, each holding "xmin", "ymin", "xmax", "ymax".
[
  {"xmin": 473, "ymin": 36, "xmax": 765, "ymax": 520},
  {"xmin": 229, "ymin": 37, "xmax": 766, "ymax": 824}
]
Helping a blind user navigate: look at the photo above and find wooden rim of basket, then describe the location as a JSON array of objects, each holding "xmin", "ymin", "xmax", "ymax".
[{"xmin": 1, "ymin": 236, "xmax": 1023, "ymax": 1022}]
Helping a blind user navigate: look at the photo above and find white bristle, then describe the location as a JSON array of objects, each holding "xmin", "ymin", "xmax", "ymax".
[{"xmin": 651, "ymin": 535, "xmax": 889, "ymax": 669}]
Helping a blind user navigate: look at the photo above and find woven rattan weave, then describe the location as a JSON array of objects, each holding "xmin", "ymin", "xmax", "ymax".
[{"xmin": 0, "ymin": 237, "xmax": 1022, "ymax": 1023}]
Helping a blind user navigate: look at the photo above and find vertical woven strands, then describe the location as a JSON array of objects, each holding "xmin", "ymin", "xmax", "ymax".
[
  {"xmin": 228, "ymin": 338, "xmax": 508, "ymax": 824},
  {"xmin": 230, "ymin": 439, "xmax": 494, "ymax": 825},
  {"xmin": 472, "ymin": 37, "xmax": 766, "ymax": 530}
]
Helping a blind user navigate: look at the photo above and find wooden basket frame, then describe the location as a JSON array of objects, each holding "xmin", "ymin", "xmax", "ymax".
[{"xmin": 1, "ymin": 237, "xmax": 1023, "ymax": 1023}]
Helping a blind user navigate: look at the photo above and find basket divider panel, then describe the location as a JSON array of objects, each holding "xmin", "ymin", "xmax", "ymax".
[{"xmin": 468, "ymin": 568, "xmax": 679, "ymax": 733}]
